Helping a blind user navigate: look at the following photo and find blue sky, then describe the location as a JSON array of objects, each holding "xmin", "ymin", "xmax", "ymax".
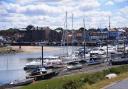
[{"xmin": 0, "ymin": 0, "xmax": 128, "ymax": 30}]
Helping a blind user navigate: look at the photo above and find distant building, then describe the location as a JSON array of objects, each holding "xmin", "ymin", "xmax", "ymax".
[
  {"xmin": 17, "ymin": 26, "xmax": 62, "ymax": 43},
  {"xmin": 0, "ymin": 26, "xmax": 127, "ymax": 46},
  {"xmin": 108, "ymin": 28, "xmax": 125, "ymax": 45}
]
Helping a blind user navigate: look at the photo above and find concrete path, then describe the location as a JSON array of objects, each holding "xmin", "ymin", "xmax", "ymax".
[{"xmin": 105, "ymin": 79, "xmax": 128, "ymax": 89}]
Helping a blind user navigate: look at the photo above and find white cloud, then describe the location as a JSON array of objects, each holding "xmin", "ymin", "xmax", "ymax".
[
  {"xmin": 120, "ymin": 6, "xmax": 128, "ymax": 16},
  {"xmin": 1, "ymin": 0, "xmax": 101, "ymax": 17},
  {"xmin": 114, "ymin": 0, "xmax": 128, "ymax": 2},
  {"xmin": 105, "ymin": 1, "xmax": 114, "ymax": 5},
  {"xmin": 4, "ymin": 3, "xmax": 62, "ymax": 16},
  {"xmin": 0, "ymin": 0, "xmax": 128, "ymax": 29},
  {"xmin": 109, "ymin": 0, "xmax": 128, "ymax": 3},
  {"xmin": 79, "ymin": 0, "xmax": 100, "ymax": 11},
  {"xmin": 0, "ymin": 6, "xmax": 8, "ymax": 15},
  {"xmin": 16, "ymin": 0, "xmax": 34, "ymax": 4},
  {"xmin": 84, "ymin": 11, "xmax": 112, "ymax": 17},
  {"xmin": 112, "ymin": 15, "xmax": 128, "ymax": 27}
]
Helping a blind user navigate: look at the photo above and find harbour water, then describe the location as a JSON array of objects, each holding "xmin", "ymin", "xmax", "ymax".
[{"xmin": 0, "ymin": 46, "xmax": 78, "ymax": 84}]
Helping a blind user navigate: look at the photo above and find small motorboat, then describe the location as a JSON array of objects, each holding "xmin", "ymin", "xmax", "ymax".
[
  {"xmin": 27, "ymin": 68, "xmax": 59, "ymax": 80},
  {"xmin": 9, "ymin": 78, "xmax": 33, "ymax": 86},
  {"xmin": 44, "ymin": 58, "xmax": 63, "ymax": 68},
  {"xmin": 29, "ymin": 67, "xmax": 47, "ymax": 76},
  {"xmin": 24, "ymin": 61, "xmax": 41, "ymax": 70},
  {"xmin": 24, "ymin": 56, "xmax": 63, "ymax": 70},
  {"xmin": 110, "ymin": 58, "xmax": 128, "ymax": 65},
  {"xmin": 110, "ymin": 53, "xmax": 128, "ymax": 65},
  {"xmin": 79, "ymin": 59, "xmax": 87, "ymax": 64},
  {"xmin": 66, "ymin": 62, "xmax": 82, "ymax": 70}
]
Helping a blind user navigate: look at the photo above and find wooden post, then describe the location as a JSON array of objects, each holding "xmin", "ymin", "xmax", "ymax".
[
  {"xmin": 42, "ymin": 46, "xmax": 43, "ymax": 66},
  {"xmin": 19, "ymin": 46, "xmax": 21, "ymax": 49}
]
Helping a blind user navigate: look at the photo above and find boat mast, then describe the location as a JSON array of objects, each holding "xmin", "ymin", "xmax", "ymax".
[
  {"xmin": 107, "ymin": 16, "xmax": 110, "ymax": 62},
  {"xmin": 83, "ymin": 17, "xmax": 86, "ymax": 59},
  {"xmin": 65, "ymin": 11, "xmax": 68, "ymax": 56},
  {"xmin": 61, "ymin": 12, "xmax": 67, "ymax": 55},
  {"xmin": 72, "ymin": 13, "xmax": 74, "ymax": 39},
  {"xmin": 61, "ymin": 14, "xmax": 65, "ymax": 55},
  {"xmin": 71, "ymin": 13, "xmax": 74, "ymax": 54}
]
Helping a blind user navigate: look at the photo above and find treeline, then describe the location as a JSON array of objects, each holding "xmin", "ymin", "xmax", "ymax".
[
  {"xmin": 0, "ymin": 28, "xmax": 20, "ymax": 37},
  {"xmin": 0, "ymin": 25, "xmax": 127, "ymax": 45}
]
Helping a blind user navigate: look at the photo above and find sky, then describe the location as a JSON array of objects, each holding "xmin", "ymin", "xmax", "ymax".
[{"xmin": 0, "ymin": 0, "xmax": 128, "ymax": 30}]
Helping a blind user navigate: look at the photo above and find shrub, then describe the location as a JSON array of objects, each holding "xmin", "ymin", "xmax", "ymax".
[
  {"xmin": 82, "ymin": 72, "xmax": 104, "ymax": 84},
  {"xmin": 109, "ymin": 67, "xmax": 121, "ymax": 74},
  {"xmin": 62, "ymin": 80, "xmax": 83, "ymax": 89},
  {"xmin": 103, "ymin": 65, "xmax": 128, "ymax": 75}
]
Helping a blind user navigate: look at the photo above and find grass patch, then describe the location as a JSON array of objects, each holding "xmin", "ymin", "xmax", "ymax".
[
  {"xmin": 81, "ymin": 72, "xmax": 128, "ymax": 89},
  {"xmin": 21, "ymin": 74, "xmax": 85, "ymax": 89},
  {"xmin": 21, "ymin": 65, "xmax": 128, "ymax": 89}
]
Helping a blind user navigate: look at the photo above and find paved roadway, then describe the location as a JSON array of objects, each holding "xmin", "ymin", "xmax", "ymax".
[{"xmin": 105, "ymin": 79, "xmax": 128, "ymax": 89}]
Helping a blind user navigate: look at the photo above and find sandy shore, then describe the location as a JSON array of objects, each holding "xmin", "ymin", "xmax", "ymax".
[{"xmin": 10, "ymin": 46, "xmax": 62, "ymax": 53}]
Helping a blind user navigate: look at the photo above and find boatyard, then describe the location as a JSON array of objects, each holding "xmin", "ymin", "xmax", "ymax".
[
  {"xmin": 1, "ymin": 25, "xmax": 128, "ymax": 88},
  {"xmin": 1, "ymin": 27, "xmax": 128, "ymax": 89},
  {"xmin": 0, "ymin": 0, "xmax": 128, "ymax": 89},
  {"xmin": 1, "ymin": 44, "xmax": 128, "ymax": 89}
]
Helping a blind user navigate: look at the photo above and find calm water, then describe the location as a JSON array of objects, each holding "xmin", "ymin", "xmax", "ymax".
[{"xmin": 0, "ymin": 46, "xmax": 78, "ymax": 84}]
